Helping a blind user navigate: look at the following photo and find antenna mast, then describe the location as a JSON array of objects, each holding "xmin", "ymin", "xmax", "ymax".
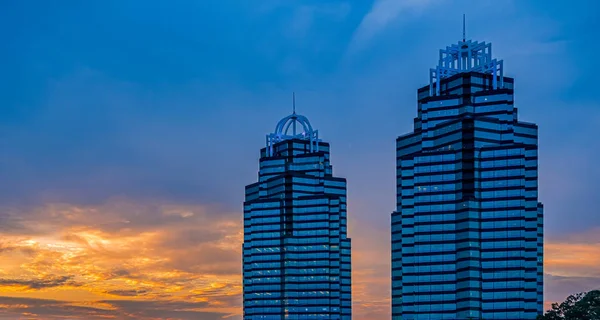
[
  {"xmin": 462, "ymin": 14, "xmax": 466, "ymax": 42},
  {"xmin": 292, "ymin": 92, "xmax": 296, "ymax": 134}
]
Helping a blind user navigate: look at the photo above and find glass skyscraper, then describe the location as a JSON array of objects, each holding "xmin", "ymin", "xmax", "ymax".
[
  {"xmin": 391, "ymin": 37, "xmax": 544, "ymax": 319},
  {"xmin": 243, "ymin": 110, "xmax": 352, "ymax": 319}
]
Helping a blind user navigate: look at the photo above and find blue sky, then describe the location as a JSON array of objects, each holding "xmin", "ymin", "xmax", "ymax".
[
  {"xmin": 1, "ymin": 0, "xmax": 600, "ymax": 319},
  {"xmin": 3, "ymin": 0, "xmax": 599, "ymax": 231}
]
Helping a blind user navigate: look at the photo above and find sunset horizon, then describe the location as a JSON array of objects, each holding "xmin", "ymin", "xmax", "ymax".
[{"xmin": 2, "ymin": 0, "xmax": 600, "ymax": 319}]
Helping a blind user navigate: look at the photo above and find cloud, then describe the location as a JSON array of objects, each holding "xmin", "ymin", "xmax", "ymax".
[
  {"xmin": 0, "ymin": 198, "xmax": 392, "ymax": 319},
  {"xmin": 104, "ymin": 289, "xmax": 150, "ymax": 297},
  {"xmin": 2, "ymin": 196, "xmax": 600, "ymax": 318},
  {"xmin": 348, "ymin": 0, "xmax": 438, "ymax": 53},
  {"xmin": 0, "ymin": 199, "xmax": 242, "ymax": 319},
  {"xmin": 287, "ymin": 3, "xmax": 351, "ymax": 38},
  {"xmin": 546, "ymin": 242, "xmax": 600, "ymax": 278},
  {"xmin": 0, "ymin": 276, "xmax": 80, "ymax": 290},
  {"xmin": 257, "ymin": 1, "xmax": 351, "ymax": 35},
  {"xmin": 0, "ymin": 296, "xmax": 236, "ymax": 320}
]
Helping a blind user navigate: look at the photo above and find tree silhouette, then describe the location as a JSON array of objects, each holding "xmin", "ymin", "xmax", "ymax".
[{"xmin": 538, "ymin": 290, "xmax": 600, "ymax": 320}]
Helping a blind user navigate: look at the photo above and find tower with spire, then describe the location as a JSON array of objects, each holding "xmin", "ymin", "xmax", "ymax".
[
  {"xmin": 391, "ymin": 17, "xmax": 543, "ymax": 320},
  {"xmin": 243, "ymin": 96, "xmax": 352, "ymax": 319}
]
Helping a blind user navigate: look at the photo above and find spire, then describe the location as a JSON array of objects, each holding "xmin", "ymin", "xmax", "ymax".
[
  {"xmin": 292, "ymin": 92, "xmax": 296, "ymax": 114},
  {"xmin": 462, "ymin": 14, "xmax": 466, "ymax": 42},
  {"xmin": 428, "ymin": 14, "xmax": 504, "ymax": 96}
]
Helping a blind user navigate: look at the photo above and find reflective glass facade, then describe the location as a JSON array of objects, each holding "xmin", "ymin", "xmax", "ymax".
[
  {"xmin": 392, "ymin": 72, "xmax": 544, "ymax": 319},
  {"xmin": 243, "ymin": 139, "xmax": 352, "ymax": 319}
]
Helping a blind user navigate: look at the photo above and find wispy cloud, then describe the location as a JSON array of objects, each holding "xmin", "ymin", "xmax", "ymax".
[
  {"xmin": 348, "ymin": 0, "xmax": 438, "ymax": 53},
  {"xmin": 287, "ymin": 3, "xmax": 351, "ymax": 39}
]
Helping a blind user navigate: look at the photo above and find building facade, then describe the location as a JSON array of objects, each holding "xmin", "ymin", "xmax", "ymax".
[
  {"xmin": 391, "ymin": 38, "xmax": 544, "ymax": 319},
  {"xmin": 243, "ymin": 111, "xmax": 352, "ymax": 319}
]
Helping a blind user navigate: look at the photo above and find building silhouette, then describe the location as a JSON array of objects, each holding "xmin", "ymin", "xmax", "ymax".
[
  {"xmin": 243, "ymin": 106, "xmax": 352, "ymax": 319},
  {"xmin": 391, "ymin": 31, "xmax": 544, "ymax": 319}
]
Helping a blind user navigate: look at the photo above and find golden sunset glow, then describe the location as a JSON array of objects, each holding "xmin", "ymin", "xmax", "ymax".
[
  {"xmin": 3, "ymin": 0, "xmax": 600, "ymax": 317},
  {"xmin": 1, "ymin": 199, "xmax": 599, "ymax": 319},
  {"xmin": 545, "ymin": 241, "xmax": 600, "ymax": 277},
  {"xmin": 0, "ymin": 201, "xmax": 243, "ymax": 319}
]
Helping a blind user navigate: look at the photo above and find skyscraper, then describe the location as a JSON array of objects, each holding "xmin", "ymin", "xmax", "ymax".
[
  {"xmin": 243, "ymin": 108, "xmax": 352, "ymax": 319},
  {"xmin": 391, "ymin": 34, "xmax": 544, "ymax": 319}
]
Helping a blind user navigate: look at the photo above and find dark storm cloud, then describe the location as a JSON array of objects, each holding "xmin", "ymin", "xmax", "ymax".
[{"xmin": 0, "ymin": 276, "xmax": 80, "ymax": 289}]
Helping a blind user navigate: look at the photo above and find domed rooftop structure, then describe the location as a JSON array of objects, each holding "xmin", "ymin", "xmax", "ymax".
[
  {"xmin": 429, "ymin": 15, "xmax": 505, "ymax": 95},
  {"xmin": 266, "ymin": 93, "xmax": 320, "ymax": 157}
]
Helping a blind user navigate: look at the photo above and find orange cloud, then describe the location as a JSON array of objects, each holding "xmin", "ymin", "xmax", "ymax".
[
  {"xmin": 543, "ymin": 230, "xmax": 600, "ymax": 310},
  {"xmin": 0, "ymin": 199, "xmax": 242, "ymax": 319},
  {"xmin": 2, "ymin": 199, "xmax": 600, "ymax": 319},
  {"xmin": 545, "ymin": 231, "xmax": 600, "ymax": 278}
]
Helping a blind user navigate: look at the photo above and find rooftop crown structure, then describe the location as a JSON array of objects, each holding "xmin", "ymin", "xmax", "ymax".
[
  {"xmin": 266, "ymin": 94, "xmax": 320, "ymax": 156},
  {"xmin": 429, "ymin": 15, "xmax": 504, "ymax": 95}
]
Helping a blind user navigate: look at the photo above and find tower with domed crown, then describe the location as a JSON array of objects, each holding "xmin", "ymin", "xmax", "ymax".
[{"xmin": 243, "ymin": 99, "xmax": 352, "ymax": 319}]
